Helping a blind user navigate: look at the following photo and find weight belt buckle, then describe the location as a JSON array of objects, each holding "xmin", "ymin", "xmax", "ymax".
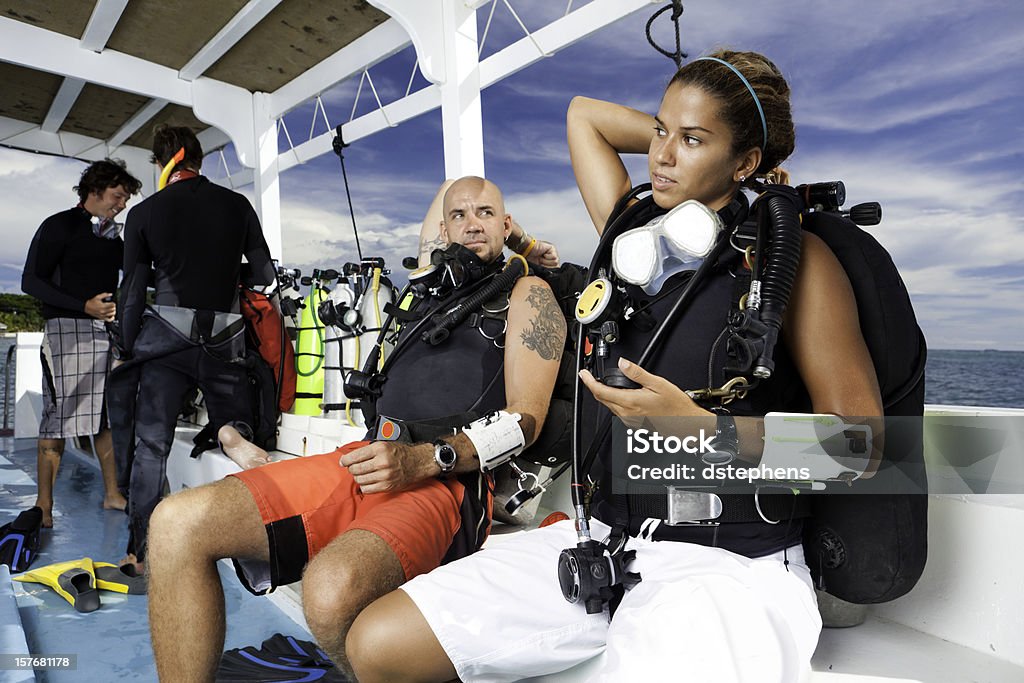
[{"xmin": 665, "ymin": 487, "xmax": 723, "ymax": 525}]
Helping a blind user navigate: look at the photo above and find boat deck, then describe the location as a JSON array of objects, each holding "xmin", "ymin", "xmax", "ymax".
[
  {"xmin": 0, "ymin": 436, "xmax": 309, "ymax": 683},
  {"xmin": 5, "ymin": 420, "xmax": 1024, "ymax": 682}
]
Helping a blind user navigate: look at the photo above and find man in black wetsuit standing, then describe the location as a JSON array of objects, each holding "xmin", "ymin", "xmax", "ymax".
[
  {"xmin": 21, "ymin": 159, "xmax": 142, "ymax": 528},
  {"xmin": 110, "ymin": 124, "xmax": 275, "ymax": 571}
]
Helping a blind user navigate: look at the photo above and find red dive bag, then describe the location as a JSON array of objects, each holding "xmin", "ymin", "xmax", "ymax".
[{"xmin": 240, "ymin": 288, "xmax": 296, "ymax": 412}]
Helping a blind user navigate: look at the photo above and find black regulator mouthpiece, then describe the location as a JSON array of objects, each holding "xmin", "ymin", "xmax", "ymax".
[
  {"xmin": 408, "ymin": 243, "xmax": 491, "ymax": 299},
  {"xmin": 433, "ymin": 243, "xmax": 492, "ymax": 291},
  {"xmin": 558, "ymin": 540, "xmax": 641, "ymax": 614},
  {"xmin": 419, "ymin": 247, "xmax": 520, "ymax": 346},
  {"xmin": 318, "ymin": 298, "xmax": 363, "ymax": 333},
  {"xmin": 343, "ymin": 368, "xmax": 386, "ymax": 402}
]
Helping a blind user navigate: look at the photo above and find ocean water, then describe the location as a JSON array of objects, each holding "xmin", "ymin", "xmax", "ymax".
[
  {"xmin": 923, "ymin": 349, "xmax": 1023, "ymax": 409},
  {"xmin": 1, "ymin": 337, "xmax": 1021, "ymax": 410}
]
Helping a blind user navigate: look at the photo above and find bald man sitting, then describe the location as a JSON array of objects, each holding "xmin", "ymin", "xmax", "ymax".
[{"xmin": 145, "ymin": 177, "xmax": 566, "ymax": 681}]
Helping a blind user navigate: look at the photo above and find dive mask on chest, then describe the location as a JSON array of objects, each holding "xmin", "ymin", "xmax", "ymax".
[
  {"xmin": 426, "ymin": 242, "xmax": 496, "ymax": 292},
  {"xmin": 90, "ymin": 215, "xmax": 123, "ymax": 240},
  {"xmin": 611, "ymin": 199, "xmax": 723, "ymax": 295}
]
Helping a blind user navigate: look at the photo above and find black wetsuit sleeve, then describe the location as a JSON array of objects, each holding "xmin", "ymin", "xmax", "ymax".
[
  {"xmin": 118, "ymin": 206, "xmax": 153, "ymax": 354},
  {"xmin": 242, "ymin": 199, "xmax": 275, "ymax": 286},
  {"xmin": 21, "ymin": 217, "xmax": 87, "ymax": 313}
]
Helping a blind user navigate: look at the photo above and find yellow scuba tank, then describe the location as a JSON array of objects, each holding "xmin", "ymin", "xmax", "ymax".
[{"xmin": 293, "ymin": 270, "xmax": 329, "ymax": 416}]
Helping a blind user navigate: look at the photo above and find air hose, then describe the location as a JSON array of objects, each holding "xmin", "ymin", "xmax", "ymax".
[
  {"xmin": 421, "ymin": 258, "xmax": 526, "ymax": 345},
  {"xmin": 747, "ymin": 185, "xmax": 803, "ymax": 378}
]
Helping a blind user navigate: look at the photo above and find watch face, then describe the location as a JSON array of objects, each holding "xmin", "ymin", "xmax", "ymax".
[{"xmin": 435, "ymin": 442, "xmax": 457, "ymax": 472}]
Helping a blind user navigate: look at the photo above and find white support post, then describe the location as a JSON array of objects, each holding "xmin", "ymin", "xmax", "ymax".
[
  {"xmin": 251, "ymin": 92, "xmax": 283, "ymax": 261},
  {"xmin": 280, "ymin": 0, "xmax": 658, "ymax": 175},
  {"xmin": 368, "ymin": 0, "xmax": 485, "ymax": 178},
  {"xmin": 438, "ymin": 0, "xmax": 485, "ymax": 178}
]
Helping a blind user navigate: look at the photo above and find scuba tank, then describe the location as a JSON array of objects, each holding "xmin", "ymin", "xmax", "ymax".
[
  {"xmin": 350, "ymin": 260, "xmax": 396, "ymax": 391},
  {"xmin": 293, "ymin": 269, "xmax": 330, "ymax": 416},
  {"xmin": 318, "ymin": 259, "xmax": 397, "ymax": 426},
  {"xmin": 320, "ymin": 270, "xmax": 355, "ymax": 421}
]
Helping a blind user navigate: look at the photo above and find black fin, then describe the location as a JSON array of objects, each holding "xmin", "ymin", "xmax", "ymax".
[
  {"xmin": 216, "ymin": 634, "xmax": 348, "ymax": 682},
  {"xmin": 0, "ymin": 506, "xmax": 43, "ymax": 573}
]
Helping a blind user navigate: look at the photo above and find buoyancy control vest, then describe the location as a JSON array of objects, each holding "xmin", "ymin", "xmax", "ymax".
[
  {"xmin": 585, "ymin": 203, "xmax": 810, "ymax": 559},
  {"xmin": 583, "ymin": 186, "xmax": 928, "ymax": 604},
  {"xmin": 370, "ymin": 271, "xmax": 509, "ymax": 564},
  {"xmin": 374, "ymin": 291, "xmax": 507, "ymax": 423},
  {"xmin": 800, "ymin": 211, "xmax": 928, "ymax": 604}
]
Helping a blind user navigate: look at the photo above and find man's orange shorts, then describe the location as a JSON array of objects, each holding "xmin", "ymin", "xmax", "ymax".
[{"xmin": 229, "ymin": 441, "xmax": 468, "ymax": 594}]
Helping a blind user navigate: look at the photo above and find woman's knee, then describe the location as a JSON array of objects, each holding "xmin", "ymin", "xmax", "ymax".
[{"xmin": 348, "ymin": 590, "xmax": 438, "ymax": 682}]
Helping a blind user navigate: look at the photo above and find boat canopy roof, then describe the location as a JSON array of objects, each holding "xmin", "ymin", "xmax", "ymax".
[{"xmin": 0, "ymin": 0, "xmax": 658, "ymax": 254}]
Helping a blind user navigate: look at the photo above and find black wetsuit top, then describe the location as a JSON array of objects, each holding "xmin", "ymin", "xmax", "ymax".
[
  {"xmin": 374, "ymin": 290, "xmax": 507, "ymax": 423},
  {"xmin": 21, "ymin": 207, "xmax": 123, "ymax": 320},
  {"xmin": 588, "ymin": 254, "xmax": 810, "ymax": 558},
  {"xmin": 119, "ymin": 176, "xmax": 274, "ymax": 352}
]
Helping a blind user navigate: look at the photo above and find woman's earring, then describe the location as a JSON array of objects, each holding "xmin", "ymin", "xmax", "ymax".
[{"xmin": 738, "ymin": 175, "xmax": 746, "ymax": 182}]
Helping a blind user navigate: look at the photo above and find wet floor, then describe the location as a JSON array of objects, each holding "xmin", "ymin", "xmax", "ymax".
[{"xmin": 0, "ymin": 436, "xmax": 310, "ymax": 682}]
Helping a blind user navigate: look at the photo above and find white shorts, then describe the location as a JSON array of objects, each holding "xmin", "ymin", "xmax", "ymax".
[{"xmin": 401, "ymin": 519, "xmax": 821, "ymax": 682}]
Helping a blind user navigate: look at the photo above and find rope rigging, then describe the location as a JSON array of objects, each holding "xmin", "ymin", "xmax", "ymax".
[
  {"xmin": 332, "ymin": 124, "xmax": 364, "ymax": 262},
  {"xmin": 645, "ymin": 1, "xmax": 687, "ymax": 69}
]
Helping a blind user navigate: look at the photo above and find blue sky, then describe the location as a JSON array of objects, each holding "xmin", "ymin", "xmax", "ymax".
[{"xmin": 1, "ymin": 0, "xmax": 1022, "ymax": 350}]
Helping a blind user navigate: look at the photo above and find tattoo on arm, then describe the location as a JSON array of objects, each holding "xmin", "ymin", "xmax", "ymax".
[
  {"xmin": 419, "ymin": 234, "xmax": 447, "ymax": 259},
  {"xmin": 520, "ymin": 284, "xmax": 566, "ymax": 361}
]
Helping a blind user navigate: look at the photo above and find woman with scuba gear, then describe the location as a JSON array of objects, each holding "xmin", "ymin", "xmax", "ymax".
[{"xmin": 347, "ymin": 50, "xmax": 882, "ymax": 682}]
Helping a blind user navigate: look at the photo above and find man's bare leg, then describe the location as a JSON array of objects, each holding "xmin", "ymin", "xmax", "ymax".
[
  {"xmin": 301, "ymin": 529, "xmax": 406, "ymax": 675},
  {"xmin": 218, "ymin": 424, "xmax": 271, "ymax": 470},
  {"xmin": 34, "ymin": 438, "xmax": 64, "ymax": 527},
  {"xmin": 147, "ymin": 477, "xmax": 269, "ymax": 683},
  {"xmin": 93, "ymin": 429, "xmax": 127, "ymax": 511}
]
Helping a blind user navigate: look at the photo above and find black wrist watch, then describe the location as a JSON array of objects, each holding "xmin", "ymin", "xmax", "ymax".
[
  {"xmin": 703, "ymin": 414, "xmax": 739, "ymax": 466},
  {"xmin": 433, "ymin": 439, "xmax": 457, "ymax": 478}
]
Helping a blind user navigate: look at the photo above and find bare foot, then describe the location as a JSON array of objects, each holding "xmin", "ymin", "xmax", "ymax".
[
  {"xmin": 103, "ymin": 492, "xmax": 128, "ymax": 511},
  {"xmin": 118, "ymin": 553, "xmax": 145, "ymax": 575},
  {"xmin": 33, "ymin": 499, "xmax": 54, "ymax": 528},
  {"xmin": 218, "ymin": 424, "xmax": 271, "ymax": 470}
]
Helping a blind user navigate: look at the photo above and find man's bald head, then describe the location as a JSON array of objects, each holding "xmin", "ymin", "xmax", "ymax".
[
  {"xmin": 440, "ymin": 176, "xmax": 512, "ymax": 263},
  {"xmin": 442, "ymin": 176, "xmax": 506, "ymax": 218}
]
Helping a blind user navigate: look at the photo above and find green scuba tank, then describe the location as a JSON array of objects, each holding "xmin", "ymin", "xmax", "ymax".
[{"xmin": 293, "ymin": 271, "xmax": 329, "ymax": 416}]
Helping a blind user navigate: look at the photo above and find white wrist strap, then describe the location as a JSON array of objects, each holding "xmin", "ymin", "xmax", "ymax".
[{"xmin": 463, "ymin": 411, "xmax": 526, "ymax": 471}]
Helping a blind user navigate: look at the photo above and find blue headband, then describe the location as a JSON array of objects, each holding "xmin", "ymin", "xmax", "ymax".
[{"xmin": 694, "ymin": 56, "xmax": 767, "ymax": 152}]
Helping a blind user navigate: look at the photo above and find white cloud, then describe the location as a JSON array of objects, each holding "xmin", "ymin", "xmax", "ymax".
[
  {"xmin": 788, "ymin": 149, "xmax": 1024, "ymax": 349},
  {"xmin": 2, "ymin": 0, "xmax": 1022, "ymax": 357},
  {"xmin": 0, "ymin": 150, "xmax": 91, "ymax": 293},
  {"xmin": 504, "ymin": 186, "xmax": 598, "ymax": 267}
]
